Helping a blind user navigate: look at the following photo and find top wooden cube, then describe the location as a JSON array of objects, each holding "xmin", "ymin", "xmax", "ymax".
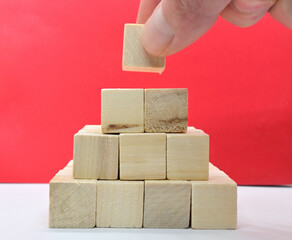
[
  {"xmin": 122, "ymin": 24, "xmax": 165, "ymax": 73},
  {"xmin": 101, "ymin": 89, "xmax": 144, "ymax": 133},
  {"xmin": 145, "ymin": 89, "xmax": 188, "ymax": 133},
  {"xmin": 101, "ymin": 88, "xmax": 188, "ymax": 133}
]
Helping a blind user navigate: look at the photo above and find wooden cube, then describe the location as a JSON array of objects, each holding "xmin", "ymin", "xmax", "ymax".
[
  {"xmin": 120, "ymin": 133, "xmax": 166, "ymax": 180},
  {"xmin": 145, "ymin": 88, "xmax": 188, "ymax": 133},
  {"xmin": 96, "ymin": 181, "xmax": 144, "ymax": 228},
  {"xmin": 66, "ymin": 159, "xmax": 73, "ymax": 167},
  {"xmin": 209, "ymin": 162, "xmax": 227, "ymax": 177},
  {"xmin": 60, "ymin": 162, "xmax": 73, "ymax": 175},
  {"xmin": 122, "ymin": 24, "xmax": 165, "ymax": 73},
  {"xmin": 191, "ymin": 164, "xmax": 237, "ymax": 229},
  {"xmin": 144, "ymin": 180, "xmax": 191, "ymax": 228},
  {"xmin": 73, "ymin": 125, "xmax": 118, "ymax": 179},
  {"xmin": 167, "ymin": 127, "xmax": 209, "ymax": 180},
  {"xmin": 49, "ymin": 162, "xmax": 97, "ymax": 228},
  {"xmin": 79, "ymin": 125, "xmax": 101, "ymax": 133},
  {"xmin": 101, "ymin": 89, "xmax": 144, "ymax": 133}
]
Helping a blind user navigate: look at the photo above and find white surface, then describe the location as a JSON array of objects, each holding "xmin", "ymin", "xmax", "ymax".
[{"xmin": 0, "ymin": 184, "xmax": 291, "ymax": 240}]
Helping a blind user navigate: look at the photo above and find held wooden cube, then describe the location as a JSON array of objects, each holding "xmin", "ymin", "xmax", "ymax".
[
  {"xmin": 96, "ymin": 181, "xmax": 144, "ymax": 228},
  {"xmin": 191, "ymin": 164, "xmax": 237, "ymax": 229},
  {"xmin": 145, "ymin": 88, "xmax": 188, "ymax": 133},
  {"xmin": 49, "ymin": 162, "xmax": 97, "ymax": 228},
  {"xmin": 167, "ymin": 127, "xmax": 209, "ymax": 180},
  {"xmin": 120, "ymin": 133, "xmax": 166, "ymax": 180},
  {"xmin": 73, "ymin": 125, "xmax": 118, "ymax": 179},
  {"xmin": 144, "ymin": 180, "xmax": 191, "ymax": 228},
  {"xmin": 101, "ymin": 89, "xmax": 144, "ymax": 133},
  {"xmin": 122, "ymin": 24, "xmax": 165, "ymax": 73}
]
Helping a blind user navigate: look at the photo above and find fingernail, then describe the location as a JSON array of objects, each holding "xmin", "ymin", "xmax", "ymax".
[{"xmin": 142, "ymin": 6, "xmax": 174, "ymax": 56}]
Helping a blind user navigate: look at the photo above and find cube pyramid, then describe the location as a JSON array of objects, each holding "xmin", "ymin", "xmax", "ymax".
[{"xmin": 49, "ymin": 88, "xmax": 237, "ymax": 229}]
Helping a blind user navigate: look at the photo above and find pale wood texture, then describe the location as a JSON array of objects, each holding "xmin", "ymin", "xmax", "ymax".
[
  {"xmin": 101, "ymin": 89, "xmax": 144, "ymax": 133},
  {"xmin": 79, "ymin": 125, "xmax": 102, "ymax": 133},
  {"xmin": 67, "ymin": 160, "xmax": 73, "ymax": 167},
  {"xmin": 96, "ymin": 181, "xmax": 144, "ymax": 228},
  {"xmin": 191, "ymin": 164, "xmax": 237, "ymax": 229},
  {"xmin": 144, "ymin": 180, "xmax": 191, "ymax": 228},
  {"xmin": 122, "ymin": 24, "xmax": 165, "ymax": 73},
  {"xmin": 209, "ymin": 162, "xmax": 227, "ymax": 177},
  {"xmin": 49, "ymin": 161, "xmax": 97, "ymax": 228},
  {"xmin": 167, "ymin": 127, "xmax": 209, "ymax": 180},
  {"xmin": 120, "ymin": 133, "xmax": 166, "ymax": 180},
  {"xmin": 145, "ymin": 88, "xmax": 188, "ymax": 133},
  {"xmin": 73, "ymin": 125, "xmax": 118, "ymax": 179},
  {"xmin": 60, "ymin": 162, "xmax": 73, "ymax": 175}
]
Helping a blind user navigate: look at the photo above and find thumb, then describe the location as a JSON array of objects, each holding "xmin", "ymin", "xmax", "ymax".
[{"xmin": 142, "ymin": 0, "xmax": 231, "ymax": 56}]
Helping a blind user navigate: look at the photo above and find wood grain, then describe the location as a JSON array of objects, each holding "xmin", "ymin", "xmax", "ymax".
[
  {"xmin": 119, "ymin": 133, "xmax": 166, "ymax": 180},
  {"xmin": 49, "ymin": 161, "xmax": 97, "ymax": 228},
  {"xmin": 101, "ymin": 89, "xmax": 144, "ymax": 133},
  {"xmin": 96, "ymin": 181, "xmax": 144, "ymax": 228},
  {"xmin": 167, "ymin": 127, "xmax": 209, "ymax": 180},
  {"xmin": 73, "ymin": 125, "xmax": 118, "ymax": 179},
  {"xmin": 191, "ymin": 164, "xmax": 237, "ymax": 229},
  {"xmin": 122, "ymin": 24, "xmax": 165, "ymax": 73},
  {"xmin": 143, "ymin": 180, "xmax": 191, "ymax": 228},
  {"xmin": 145, "ymin": 89, "xmax": 188, "ymax": 133}
]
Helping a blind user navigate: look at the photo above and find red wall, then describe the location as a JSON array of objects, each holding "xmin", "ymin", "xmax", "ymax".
[{"xmin": 0, "ymin": 0, "xmax": 291, "ymax": 184}]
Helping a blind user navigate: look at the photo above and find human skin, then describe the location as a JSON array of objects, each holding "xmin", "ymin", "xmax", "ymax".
[{"xmin": 136, "ymin": 0, "xmax": 292, "ymax": 56}]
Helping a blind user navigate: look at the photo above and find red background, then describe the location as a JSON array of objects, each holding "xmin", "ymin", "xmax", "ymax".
[{"xmin": 0, "ymin": 0, "xmax": 291, "ymax": 184}]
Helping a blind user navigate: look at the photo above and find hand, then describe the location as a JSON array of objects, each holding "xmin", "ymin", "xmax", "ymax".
[{"xmin": 137, "ymin": 0, "xmax": 292, "ymax": 56}]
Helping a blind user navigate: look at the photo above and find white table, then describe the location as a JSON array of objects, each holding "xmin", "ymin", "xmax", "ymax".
[{"xmin": 0, "ymin": 184, "xmax": 291, "ymax": 240}]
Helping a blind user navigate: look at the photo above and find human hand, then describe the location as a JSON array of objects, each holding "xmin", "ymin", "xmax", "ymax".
[{"xmin": 137, "ymin": 0, "xmax": 292, "ymax": 56}]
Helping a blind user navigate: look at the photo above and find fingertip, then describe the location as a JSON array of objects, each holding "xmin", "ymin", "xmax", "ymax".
[{"xmin": 141, "ymin": 6, "xmax": 175, "ymax": 56}]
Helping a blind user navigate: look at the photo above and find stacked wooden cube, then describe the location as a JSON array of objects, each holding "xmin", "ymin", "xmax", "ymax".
[{"xmin": 49, "ymin": 88, "xmax": 237, "ymax": 229}]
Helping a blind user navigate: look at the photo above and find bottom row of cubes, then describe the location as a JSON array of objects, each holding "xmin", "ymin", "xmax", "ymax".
[{"xmin": 49, "ymin": 161, "xmax": 237, "ymax": 229}]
